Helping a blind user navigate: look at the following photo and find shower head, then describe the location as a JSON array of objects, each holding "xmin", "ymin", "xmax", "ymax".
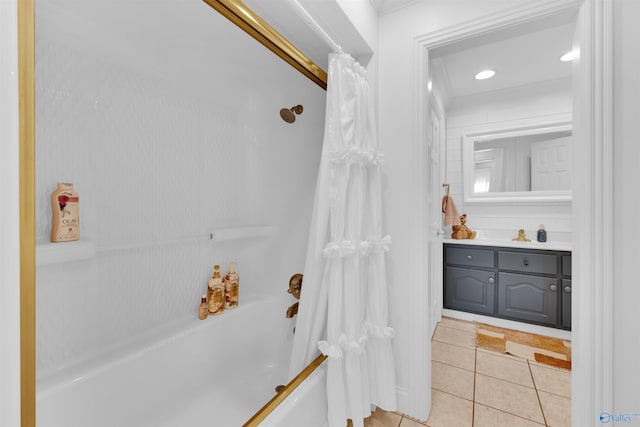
[{"xmin": 280, "ymin": 105, "xmax": 303, "ymax": 123}]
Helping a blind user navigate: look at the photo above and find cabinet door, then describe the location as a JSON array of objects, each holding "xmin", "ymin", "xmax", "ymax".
[
  {"xmin": 445, "ymin": 267, "xmax": 495, "ymax": 315},
  {"xmin": 562, "ymin": 279, "xmax": 572, "ymax": 329},
  {"xmin": 498, "ymin": 273, "xmax": 558, "ymax": 326}
]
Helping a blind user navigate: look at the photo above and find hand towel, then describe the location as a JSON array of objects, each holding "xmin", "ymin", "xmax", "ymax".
[{"xmin": 442, "ymin": 195, "xmax": 462, "ymax": 227}]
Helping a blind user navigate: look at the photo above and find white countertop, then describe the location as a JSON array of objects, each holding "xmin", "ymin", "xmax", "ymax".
[{"xmin": 442, "ymin": 238, "xmax": 572, "ymax": 252}]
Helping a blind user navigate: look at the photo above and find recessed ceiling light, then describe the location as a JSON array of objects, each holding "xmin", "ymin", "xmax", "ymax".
[
  {"xmin": 560, "ymin": 51, "xmax": 574, "ymax": 62},
  {"xmin": 475, "ymin": 70, "xmax": 496, "ymax": 80}
]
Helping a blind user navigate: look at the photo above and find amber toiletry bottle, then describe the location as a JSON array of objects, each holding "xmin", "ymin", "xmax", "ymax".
[
  {"xmin": 50, "ymin": 182, "xmax": 80, "ymax": 243},
  {"xmin": 224, "ymin": 261, "xmax": 239, "ymax": 309},
  {"xmin": 208, "ymin": 265, "xmax": 225, "ymax": 315},
  {"xmin": 198, "ymin": 294, "xmax": 208, "ymax": 320}
]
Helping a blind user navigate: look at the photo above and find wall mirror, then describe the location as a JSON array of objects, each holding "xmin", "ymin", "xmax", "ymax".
[
  {"xmin": 462, "ymin": 122, "xmax": 573, "ymax": 203},
  {"xmin": 429, "ymin": 8, "xmax": 577, "ymax": 205}
]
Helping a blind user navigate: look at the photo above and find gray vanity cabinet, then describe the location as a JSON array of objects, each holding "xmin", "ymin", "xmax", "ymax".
[
  {"xmin": 498, "ymin": 272, "xmax": 557, "ymax": 326},
  {"xmin": 562, "ymin": 279, "xmax": 572, "ymax": 328},
  {"xmin": 444, "ymin": 243, "xmax": 572, "ymax": 330},
  {"xmin": 444, "ymin": 246, "xmax": 496, "ymax": 316},
  {"xmin": 445, "ymin": 267, "xmax": 496, "ymax": 315}
]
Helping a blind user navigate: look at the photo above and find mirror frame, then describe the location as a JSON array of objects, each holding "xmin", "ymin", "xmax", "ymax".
[{"xmin": 462, "ymin": 121, "xmax": 573, "ymax": 204}]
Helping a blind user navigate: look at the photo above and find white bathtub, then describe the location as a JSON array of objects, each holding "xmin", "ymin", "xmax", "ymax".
[
  {"xmin": 258, "ymin": 362, "xmax": 328, "ymax": 427},
  {"xmin": 36, "ymin": 296, "xmax": 305, "ymax": 427}
]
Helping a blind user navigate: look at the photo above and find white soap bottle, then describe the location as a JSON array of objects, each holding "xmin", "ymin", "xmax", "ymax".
[{"xmin": 50, "ymin": 182, "xmax": 80, "ymax": 243}]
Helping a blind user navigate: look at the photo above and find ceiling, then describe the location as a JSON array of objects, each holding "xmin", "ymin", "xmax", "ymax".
[
  {"xmin": 369, "ymin": 0, "xmax": 423, "ymax": 14},
  {"xmin": 244, "ymin": 0, "xmax": 377, "ymax": 70},
  {"xmin": 243, "ymin": 0, "xmax": 577, "ymax": 102},
  {"xmin": 39, "ymin": 0, "xmax": 577, "ymax": 103},
  {"xmin": 430, "ymin": 11, "xmax": 577, "ymax": 101}
]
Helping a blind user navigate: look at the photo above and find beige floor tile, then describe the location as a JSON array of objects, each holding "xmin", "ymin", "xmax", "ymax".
[
  {"xmin": 538, "ymin": 390, "xmax": 572, "ymax": 427},
  {"xmin": 438, "ymin": 317, "xmax": 477, "ymax": 333},
  {"xmin": 475, "ymin": 350, "xmax": 534, "ymax": 387},
  {"xmin": 363, "ymin": 408, "xmax": 403, "ymax": 427},
  {"xmin": 423, "ymin": 389, "xmax": 473, "ymax": 427},
  {"xmin": 476, "ymin": 347, "xmax": 528, "ymax": 363},
  {"xmin": 474, "ymin": 373, "xmax": 545, "ymax": 424},
  {"xmin": 529, "ymin": 363, "xmax": 571, "ymax": 398},
  {"xmin": 432, "ymin": 341, "xmax": 476, "ymax": 372},
  {"xmin": 529, "ymin": 359, "xmax": 572, "ymax": 372},
  {"xmin": 474, "ymin": 403, "xmax": 545, "ymax": 427},
  {"xmin": 399, "ymin": 416, "xmax": 427, "ymax": 427},
  {"xmin": 432, "ymin": 361, "xmax": 475, "ymax": 400},
  {"xmin": 432, "ymin": 326, "xmax": 476, "ymax": 349}
]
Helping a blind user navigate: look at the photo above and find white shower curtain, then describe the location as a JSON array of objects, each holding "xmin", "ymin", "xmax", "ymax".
[{"xmin": 289, "ymin": 53, "xmax": 396, "ymax": 427}]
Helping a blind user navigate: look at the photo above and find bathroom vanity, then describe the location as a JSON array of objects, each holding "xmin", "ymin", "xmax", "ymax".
[{"xmin": 443, "ymin": 241, "xmax": 571, "ymax": 330}]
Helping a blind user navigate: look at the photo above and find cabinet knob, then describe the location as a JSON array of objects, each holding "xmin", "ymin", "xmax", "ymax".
[
  {"xmin": 466, "ymin": 255, "xmax": 473, "ymax": 261},
  {"xmin": 523, "ymin": 258, "xmax": 529, "ymax": 266},
  {"xmin": 564, "ymin": 286, "xmax": 572, "ymax": 294},
  {"xmin": 488, "ymin": 277, "xmax": 495, "ymax": 284},
  {"xmin": 549, "ymin": 284, "xmax": 558, "ymax": 291}
]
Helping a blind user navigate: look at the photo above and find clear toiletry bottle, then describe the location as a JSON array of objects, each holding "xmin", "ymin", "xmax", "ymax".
[
  {"xmin": 537, "ymin": 224, "xmax": 547, "ymax": 242},
  {"xmin": 224, "ymin": 261, "xmax": 239, "ymax": 309},
  {"xmin": 198, "ymin": 294, "xmax": 208, "ymax": 320},
  {"xmin": 50, "ymin": 182, "xmax": 80, "ymax": 243},
  {"xmin": 208, "ymin": 265, "xmax": 225, "ymax": 315}
]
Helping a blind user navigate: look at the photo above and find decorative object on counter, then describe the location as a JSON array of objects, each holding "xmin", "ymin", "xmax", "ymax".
[
  {"xmin": 537, "ymin": 224, "xmax": 547, "ymax": 242},
  {"xmin": 198, "ymin": 294, "xmax": 208, "ymax": 320},
  {"xmin": 441, "ymin": 183, "xmax": 461, "ymax": 226},
  {"xmin": 512, "ymin": 229, "xmax": 531, "ymax": 242},
  {"xmin": 286, "ymin": 273, "xmax": 303, "ymax": 319},
  {"xmin": 208, "ymin": 265, "xmax": 225, "ymax": 315},
  {"xmin": 224, "ymin": 261, "xmax": 239, "ymax": 309},
  {"xmin": 50, "ymin": 182, "xmax": 80, "ymax": 243},
  {"xmin": 451, "ymin": 213, "xmax": 476, "ymax": 239}
]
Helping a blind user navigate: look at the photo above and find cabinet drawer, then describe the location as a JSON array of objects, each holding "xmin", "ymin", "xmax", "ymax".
[
  {"xmin": 445, "ymin": 246, "xmax": 494, "ymax": 269},
  {"xmin": 498, "ymin": 251, "xmax": 557, "ymax": 275}
]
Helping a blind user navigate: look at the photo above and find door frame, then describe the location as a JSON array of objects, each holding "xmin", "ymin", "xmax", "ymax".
[{"xmin": 410, "ymin": 0, "xmax": 613, "ymax": 424}]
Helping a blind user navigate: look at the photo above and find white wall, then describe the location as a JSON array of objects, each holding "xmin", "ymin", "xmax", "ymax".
[
  {"xmin": 0, "ymin": 0, "xmax": 21, "ymax": 425},
  {"xmin": 34, "ymin": 1, "xmax": 325, "ymax": 380},
  {"xmin": 612, "ymin": 0, "xmax": 640, "ymax": 416},
  {"xmin": 378, "ymin": 0, "xmax": 532, "ymax": 417},
  {"xmin": 445, "ymin": 79, "xmax": 572, "ymax": 240},
  {"xmin": 379, "ymin": 0, "xmax": 639, "ymax": 422}
]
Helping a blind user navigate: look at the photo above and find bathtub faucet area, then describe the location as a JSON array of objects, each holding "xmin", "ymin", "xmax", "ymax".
[{"xmin": 286, "ymin": 273, "xmax": 302, "ymax": 318}]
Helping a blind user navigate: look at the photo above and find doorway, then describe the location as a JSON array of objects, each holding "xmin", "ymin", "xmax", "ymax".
[{"xmin": 416, "ymin": 1, "xmax": 613, "ymax": 426}]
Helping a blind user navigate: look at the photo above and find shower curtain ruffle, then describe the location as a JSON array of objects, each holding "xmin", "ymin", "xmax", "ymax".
[{"xmin": 288, "ymin": 52, "xmax": 397, "ymax": 427}]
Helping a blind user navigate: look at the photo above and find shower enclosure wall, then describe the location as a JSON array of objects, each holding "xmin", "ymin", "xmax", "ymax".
[{"xmin": 35, "ymin": 0, "xmax": 325, "ymax": 423}]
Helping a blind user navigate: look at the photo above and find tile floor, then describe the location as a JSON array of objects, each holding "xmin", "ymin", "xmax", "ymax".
[{"xmin": 361, "ymin": 317, "xmax": 572, "ymax": 427}]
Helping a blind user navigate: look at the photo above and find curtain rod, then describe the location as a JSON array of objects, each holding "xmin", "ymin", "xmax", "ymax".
[
  {"xmin": 288, "ymin": 0, "xmax": 344, "ymax": 55},
  {"xmin": 202, "ymin": 0, "xmax": 328, "ymax": 90}
]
